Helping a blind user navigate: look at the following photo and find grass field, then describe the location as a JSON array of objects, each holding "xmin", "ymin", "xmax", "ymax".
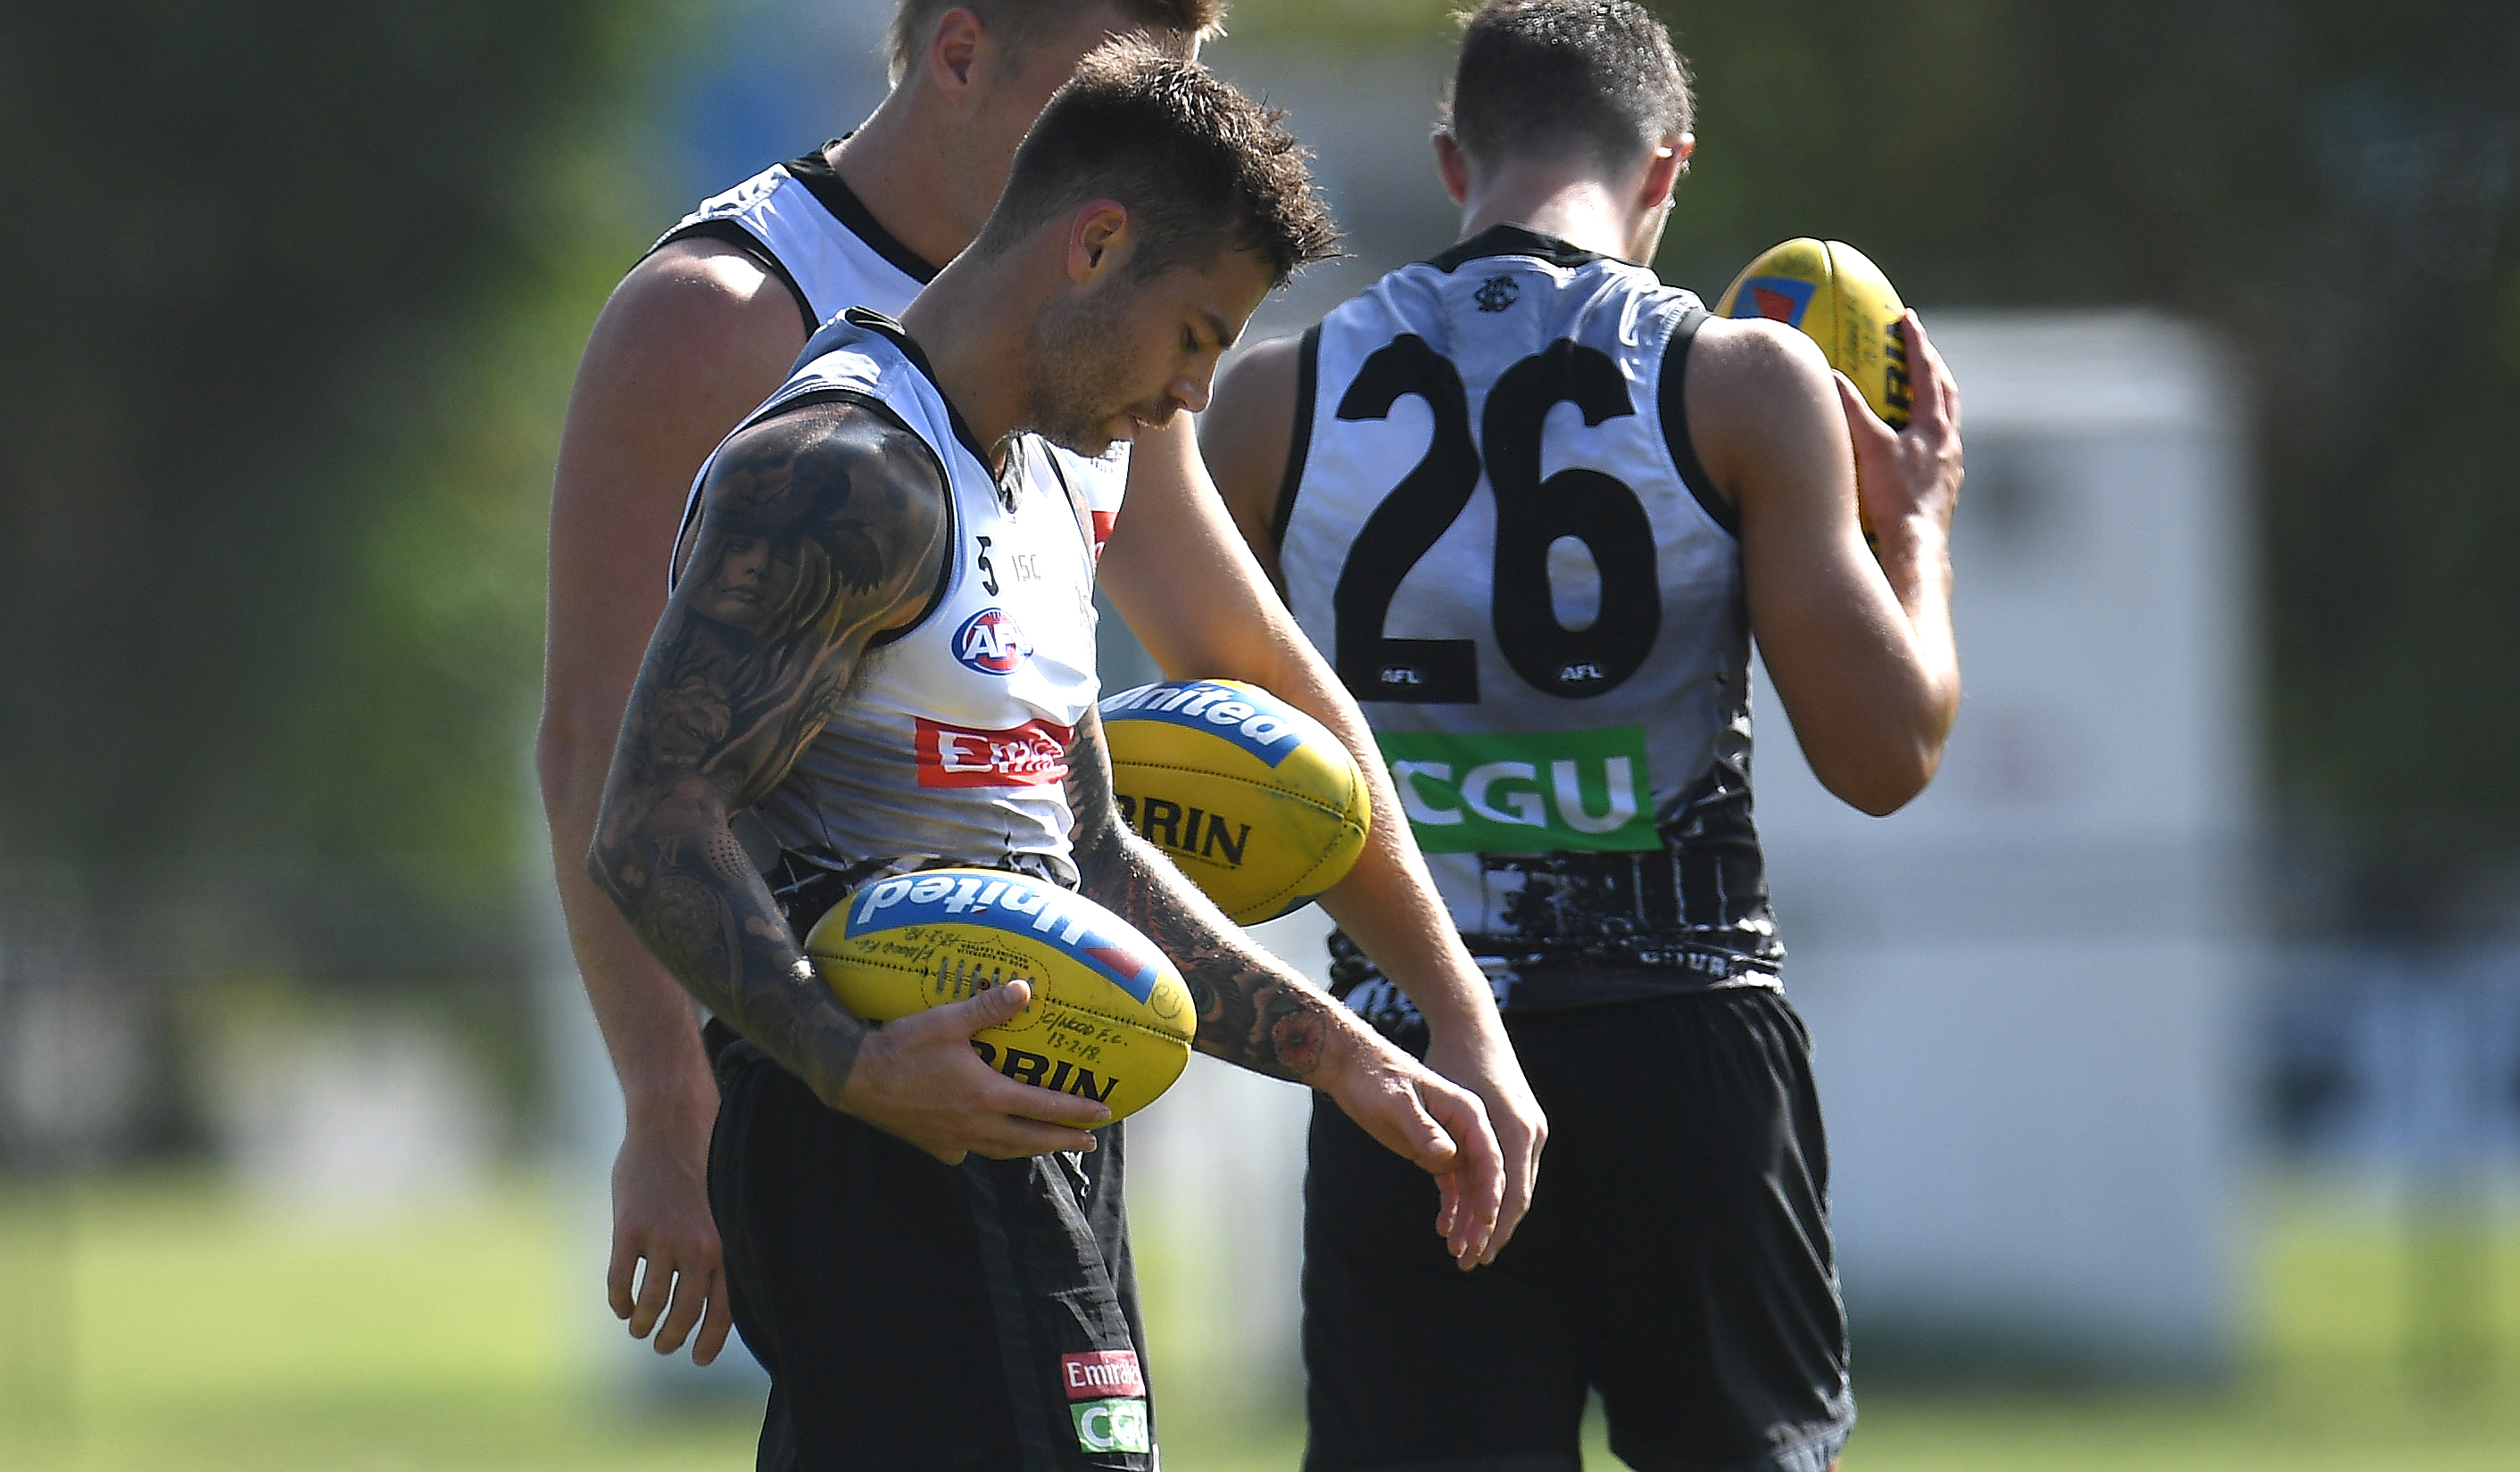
[{"xmin": 1, "ymin": 1171, "xmax": 2516, "ymax": 1470}]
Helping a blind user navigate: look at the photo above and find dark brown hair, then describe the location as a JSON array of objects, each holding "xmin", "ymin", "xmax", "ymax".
[
  {"xmin": 1447, "ymin": 0, "xmax": 1694, "ymax": 174},
  {"xmin": 972, "ymin": 38, "xmax": 1341, "ymax": 285},
  {"xmin": 886, "ymin": 0, "xmax": 1228, "ymax": 82}
]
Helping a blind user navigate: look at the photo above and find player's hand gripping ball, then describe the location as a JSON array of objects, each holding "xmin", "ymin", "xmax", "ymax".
[
  {"xmin": 806, "ymin": 868, "xmax": 1195, "ymax": 1121},
  {"xmin": 1099, "ymin": 679, "xmax": 1370, "ymax": 924},
  {"xmin": 1714, "ymin": 237, "xmax": 1912, "ymax": 429}
]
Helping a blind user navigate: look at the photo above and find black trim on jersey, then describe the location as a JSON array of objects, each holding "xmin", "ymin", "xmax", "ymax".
[
  {"xmin": 715, "ymin": 383, "xmax": 959, "ymax": 649},
  {"xmin": 656, "ymin": 219, "xmax": 819, "ymax": 337},
  {"xmin": 842, "ymin": 308, "xmax": 1004, "ymax": 478},
  {"xmin": 1269, "ymin": 326, "xmax": 1322, "ymax": 552},
  {"xmin": 1657, "ymin": 304, "xmax": 1737, "ymax": 538},
  {"xmin": 1423, "ymin": 223, "xmax": 1608, "ymax": 275},
  {"xmin": 784, "ymin": 142, "xmax": 943, "ymax": 286}
]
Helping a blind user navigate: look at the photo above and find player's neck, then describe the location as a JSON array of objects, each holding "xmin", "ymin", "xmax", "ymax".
[
  {"xmin": 899, "ymin": 252, "xmax": 1033, "ymax": 471},
  {"xmin": 1456, "ymin": 163, "xmax": 1645, "ymax": 264},
  {"xmin": 828, "ymin": 90, "xmax": 995, "ymax": 274}
]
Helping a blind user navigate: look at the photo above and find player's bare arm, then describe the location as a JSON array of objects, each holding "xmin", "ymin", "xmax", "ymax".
[
  {"xmin": 1061, "ymin": 698, "xmax": 1508, "ymax": 1266},
  {"xmin": 1688, "ymin": 311, "xmax": 1962, "ymax": 815},
  {"xmin": 537, "ymin": 236, "xmax": 811, "ymax": 1362},
  {"xmin": 587, "ymin": 401, "xmax": 1115, "ymax": 1164},
  {"xmin": 1123, "ymin": 403, "xmax": 1544, "ymax": 1259}
]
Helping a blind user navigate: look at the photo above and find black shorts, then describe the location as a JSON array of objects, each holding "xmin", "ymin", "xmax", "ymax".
[
  {"xmin": 1302, "ymin": 986, "xmax": 1853, "ymax": 1472},
  {"xmin": 707, "ymin": 1035, "xmax": 1153, "ymax": 1470}
]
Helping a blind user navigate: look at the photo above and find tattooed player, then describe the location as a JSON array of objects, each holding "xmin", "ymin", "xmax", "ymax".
[
  {"xmin": 541, "ymin": 0, "xmax": 1541, "ymax": 1374},
  {"xmin": 588, "ymin": 47, "xmax": 1496, "ymax": 1471}
]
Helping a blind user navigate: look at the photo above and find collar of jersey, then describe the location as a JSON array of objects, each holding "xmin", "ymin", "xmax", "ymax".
[
  {"xmin": 789, "ymin": 140, "xmax": 943, "ymax": 285},
  {"xmin": 1422, "ymin": 223, "xmax": 1610, "ymax": 274},
  {"xmin": 840, "ymin": 308, "xmax": 1005, "ymax": 477}
]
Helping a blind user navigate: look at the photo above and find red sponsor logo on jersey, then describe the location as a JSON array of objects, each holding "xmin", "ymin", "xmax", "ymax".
[
  {"xmin": 1060, "ymin": 1350, "xmax": 1145, "ymax": 1401},
  {"xmin": 1090, "ymin": 509, "xmax": 1117, "ymax": 557},
  {"xmin": 916, "ymin": 716, "xmax": 1073, "ymax": 788}
]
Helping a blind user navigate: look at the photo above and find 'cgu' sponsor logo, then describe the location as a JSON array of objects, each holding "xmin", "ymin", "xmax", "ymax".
[
  {"xmin": 1114, "ymin": 793, "xmax": 1251, "ymax": 868},
  {"xmin": 1071, "ymin": 1397, "xmax": 1152, "ymax": 1454},
  {"xmin": 953, "ymin": 607, "xmax": 1032, "ymax": 674},
  {"xmin": 1375, "ymin": 725, "xmax": 1659, "ymax": 854}
]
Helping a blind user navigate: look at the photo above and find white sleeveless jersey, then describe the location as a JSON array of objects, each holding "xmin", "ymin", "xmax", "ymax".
[
  {"xmin": 1274, "ymin": 226, "xmax": 1780, "ymax": 1013},
  {"xmin": 676, "ymin": 310, "xmax": 1102, "ymax": 888},
  {"xmin": 659, "ymin": 147, "xmax": 1128, "ymax": 556}
]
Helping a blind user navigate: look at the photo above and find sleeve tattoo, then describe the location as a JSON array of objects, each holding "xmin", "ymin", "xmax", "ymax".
[
  {"xmin": 1063, "ymin": 708, "xmax": 1340, "ymax": 1083},
  {"xmin": 587, "ymin": 401, "xmax": 950, "ymax": 1104}
]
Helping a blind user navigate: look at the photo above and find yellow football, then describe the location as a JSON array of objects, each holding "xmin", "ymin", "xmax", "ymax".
[
  {"xmin": 804, "ymin": 867, "xmax": 1196, "ymax": 1121},
  {"xmin": 1714, "ymin": 237, "xmax": 1912, "ymax": 429},
  {"xmin": 1100, "ymin": 679, "xmax": 1370, "ymax": 924}
]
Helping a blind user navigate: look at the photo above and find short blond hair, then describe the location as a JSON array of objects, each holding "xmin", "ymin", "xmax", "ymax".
[{"xmin": 886, "ymin": 1, "xmax": 1228, "ymax": 83}]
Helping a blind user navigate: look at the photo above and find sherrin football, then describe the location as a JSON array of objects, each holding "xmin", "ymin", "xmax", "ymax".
[
  {"xmin": 1714, "ymin": 237, "xmax": 1913, "ymax": 430},
  {"xmin": 1100, "ymin": 679, "xmax": 1370, "ymax": 925},
  {"xmin": 804, "ymin": 867, "xmax": 1196, "ymax": 1121}
]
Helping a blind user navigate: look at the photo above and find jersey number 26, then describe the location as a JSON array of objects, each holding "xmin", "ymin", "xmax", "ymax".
[{"xmin": 1332, "ymin": 334, "xmax": 1660, "ymax": 704}]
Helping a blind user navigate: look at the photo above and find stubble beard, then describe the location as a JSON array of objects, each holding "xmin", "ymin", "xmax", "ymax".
[{"xmin": 1024, "ymin": 292, "xmax": 1150, "ymax": 459}]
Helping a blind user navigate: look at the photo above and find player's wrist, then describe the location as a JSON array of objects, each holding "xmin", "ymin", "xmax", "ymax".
[{"xmin": 619, "ymin": 1050, "xmax": 722, "ymax": 1135}]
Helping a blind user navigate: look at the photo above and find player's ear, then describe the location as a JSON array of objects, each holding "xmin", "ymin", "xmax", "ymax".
[
  {"xmin": 1066, "ymin": 202, "xmax": 1131, "ymax": 283},
  {"xmin": 923, "ymin": 5, "xmax": 986, "ymax": 99},
  {"xmin": 1432, "ymin": 130, "xmax": 1471, "ymax": 205},
  {"xmin": 1637, "ymin": 133, "xmax": 1690, "ymax": 207}
]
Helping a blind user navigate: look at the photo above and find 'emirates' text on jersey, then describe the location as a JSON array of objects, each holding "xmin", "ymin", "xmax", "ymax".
[
  {"xmin": 676, "ymin": 310, "xmax": 1103, "ymax": 889},
  {"xmin": 1274, "ymin": 225, "xmax": 1782, "ymax": 1016},
  {"xmin": 655, "ymin": 145, "xmax": 1127, "ymax": 557}
]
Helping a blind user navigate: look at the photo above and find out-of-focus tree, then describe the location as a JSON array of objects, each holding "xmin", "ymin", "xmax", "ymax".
[{"xmin": 0, "ymin": 2, "xmax": 684, "ymax": 959}]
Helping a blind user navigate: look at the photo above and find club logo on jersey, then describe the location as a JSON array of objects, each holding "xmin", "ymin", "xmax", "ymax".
[
  {"xmin": 1472, "ymin": 274, "xmax": 1521, "ymax": 312},
  {"xmin": 1376, "ymin": 725, "xmax": 1659, "ymax": 853},
  {"xmin": 914, "ymin": 716, "xmax": 1073, "ymax": 788},
  {"xmin": 954, "ymin": 608, "xmax": 1032, "ymax": 674},
  {"xmin": 1072, "ymin": 1397, "xmax": 1152, "ymax": 1454},
  {"xmin": 1061, "ymin": 1350, "xmax": 1146, "ymax": 1400},
  {"xmin": 1734, "ymin": 276, "xmax": 1817, "ymax": 328}
]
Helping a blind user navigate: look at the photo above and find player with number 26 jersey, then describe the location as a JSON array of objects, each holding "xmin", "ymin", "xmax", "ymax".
[
  {"xmin": 1277, "ymin": 226, "xmax": 1775, "ymax": 1019},
  {"xmin": 1206, "ymin": 7, "xmax": 1965, "ymax": 1469}
]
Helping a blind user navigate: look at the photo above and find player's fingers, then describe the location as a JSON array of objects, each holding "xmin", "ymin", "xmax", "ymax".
[
  {"xmin": 653, "ymin": 1250, "xmax": 710, "ymax": 1355},
  {"xmin": 1417, "ymin": 1085, "xmax": 1503, "ymax": 1264},
  {"xmin": 628, "ymin": 1254, "xmax": 675, "ymax": 1339},
  {"xmin": 977, "ymin": 1071, "xmax": 1113, "ymax": 1130},
  {"xmin": 1904, "ymin": 311, "xmax": 1960, "ymax": 435},
  {"xmin": 606, "ymin": 1228, "xmax": 642, "ymax": 1321},
  {"xmin": 693, "ymin": 1269, "xmax": 735, "ymax": 1366},
  {"xmin": 967, "ymin": 1114, "xmax": 1107, "ymax": 1159},
  {"xmin": 1830, "ymin": 370, "xmax": 1898, "ymax": 458},
  {"xmin": 923, "ymin": 976, "xmax": 1033, "ymax": 1038},
  {"xmin": 1487, "ymin": 1125, "xmax": 1539, "ymax": 1262},
  {"xmin": 1435, "ymin": 1169, "xmax": 1463, "ymax": 1242}
]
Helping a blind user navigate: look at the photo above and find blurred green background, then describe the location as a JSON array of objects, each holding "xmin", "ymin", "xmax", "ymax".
[{"xmin": 3, "ymin": 0, "xmax": 2518, "ymax": 1466}]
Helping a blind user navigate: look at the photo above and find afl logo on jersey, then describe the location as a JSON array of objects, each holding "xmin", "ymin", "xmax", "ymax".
[{"xmin": 954, "ymin": 608, "xmax": 1032, "ymax": 674}]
